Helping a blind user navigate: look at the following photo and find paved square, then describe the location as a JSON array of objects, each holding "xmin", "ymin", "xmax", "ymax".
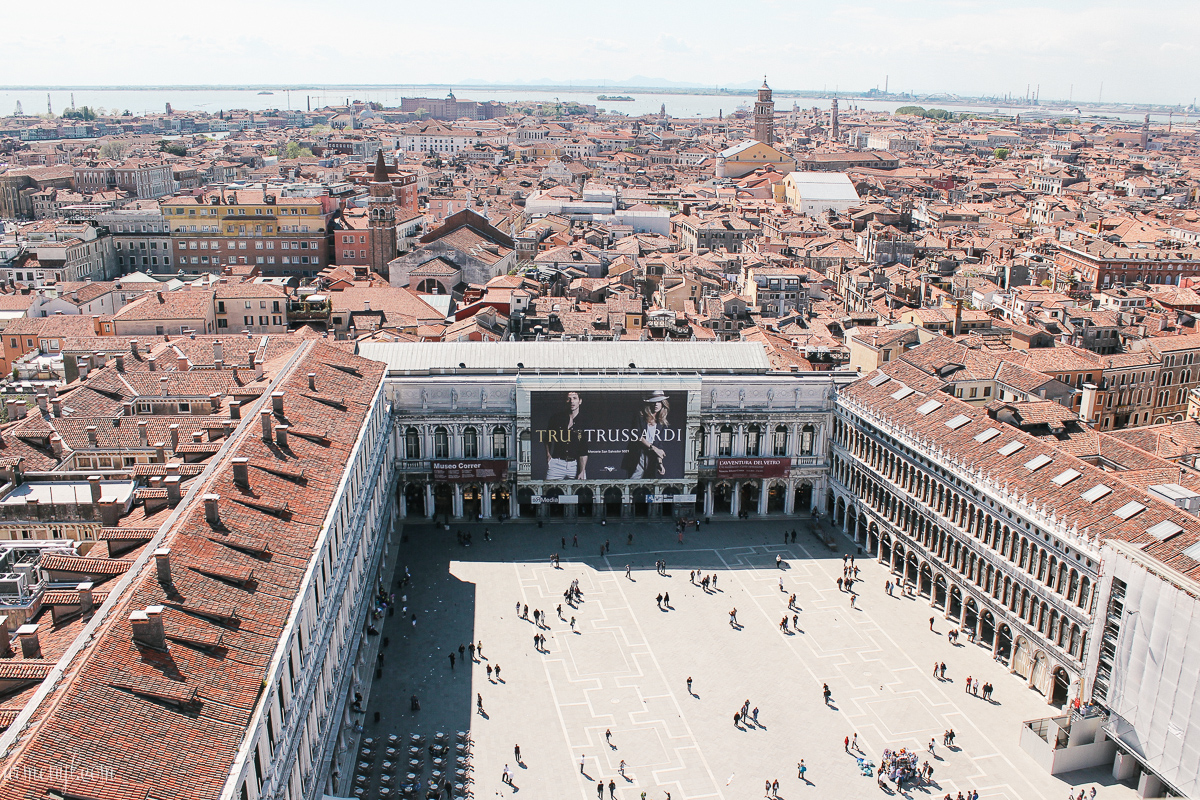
[{"xmin": 359, "ymin": 519, "xmax": 1137, "ymax": 800}]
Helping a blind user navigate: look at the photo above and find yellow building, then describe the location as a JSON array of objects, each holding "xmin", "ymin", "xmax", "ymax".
[
  {"xmin": 715, "ymin": 139, "xmax": 796, "ymax": 179},
  {"xmin": 161, "ymin": 189, "xmax": 331, "ymax": 278}
]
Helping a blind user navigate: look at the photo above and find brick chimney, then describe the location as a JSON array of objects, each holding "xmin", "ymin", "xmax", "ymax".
[
  {"xmin": 77, "ymin": 582, "xmax": 95, "ymax": 620},
  {"xmin": 177, "ymin": 354, "xmax": 189, "ymax": 372},
  {"xmin": 308, "ymin": 372, "xmax": 316, "ymax": 391},
  {"xmin": 130, "ymin": 607, "xmax": 165, "ymax": 651},
  {"xmin": 35, "ymin": 394, "xmax": 47, "ymax": 413},
  {"xmin": 209, "ymin": 392, "xmax": 221, "ymax": 412},
  {"xmin": 169, "ymin": 424, "xmax": 179, "ymax": 453},
  {"xmin": 5, "ymin": 400, "xmax": 21, "ymax": 421},
  {"xmin": 271, "ymin": 391, "xmax": 285, "ymax": 416},
  {"xmin": 130, "ymin": 340, "xmax": 139, "ymax": 359},
  {"xmin": 230, "ymin": 400, "xmax": 241, "ymax": 420},
  {"xmin": 154, "ymin": 441, "xmax": 166, "ymax": 463},
  {"xmin": 51, "ymin": 398, "xmax": 62, "ymax": 418},
  {"xmin": 275, "ymin": 424, "xmax": 289, "ymax": 449},
  {"xmin": 164, "ymin": 475, "xmax": 181, "ymax": 504},
  {"xmin": 260, "ymin": 409, "xmax": 272, "ymax": 441},
  {"xmin": 232, "ymin": 457, "xmax": 249, "ymax": 489},
  {"xmin": 0, "ymin": 616, "xmax": 12, "ymax": 657},
  {"xmin": 99, "ymin": 497, "xmax": 121, "ymax": 527},
  {"xmin": 87, "ymin": 475, "xmax": 101, "ymax": 504},
  {"xmin": 16, "ymin": 624, "xmax": 41, "ymax": 659},
  {"xmin": 93, "ymin": 351, "xmax": 107, "ymax": 369},
  {"xmin": 50, "ymin": 435, "xmax": 63, "ymax": 459},
  {"xmin": 160, "ymin": 376, "xmax": 169, "ymax": 396},
  {"xmin": 137, "ymin": 420, "xmax": 148, "ymax": 447},
  {"xmin": 203, "ymin": 494, "xmax": 220, "ymax": 526},
  {"xmin": 147, "ymin": 355, "xmax": 156, "ymax": 372},
  {"xmin": 255, "ymin": 359, "xmax": 264, "ymax": 380},
  {"xmin": 213, "ymin": 339, "xmax": 223, "ymax": 363},
  {"xmin": 115, "ymin": 354, "xmax": 125, "ymax": 372},
  {"xmin": 154, "ymin": 547, "xmax": 171, "ymax": 585},
  {"xmin": 86, "ymin": 425, "xmax": 97, "ymax": 447},
  {"xmin": 122, "ymin": 401, "xmax": 134, "ymax": 417}
]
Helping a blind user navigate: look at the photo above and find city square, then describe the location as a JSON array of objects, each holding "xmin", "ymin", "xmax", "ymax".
[{"xmin": 359, "ymin": 517, "xmax": 1137, "ymax": 799}]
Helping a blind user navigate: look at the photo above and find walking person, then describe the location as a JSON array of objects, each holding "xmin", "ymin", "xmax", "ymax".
[
  {"xmin": 626, "ymin": 564, "xmax": 631, "ymax": 580},
  {"xmin": 487, "ymin": 664, "xmax": 493, "ymax": 681},
  {"xmin": 502, "ymin": 764, "xmax": 512, "ymax": 785},
  {"xmin": 930, "ymin": 616, "xmax": 935, "ymax": 631},
  {"xmin": 449, "ymin": 652, "xmax": 455, "ymax": 669},
  {"xmin": 687, "ymin": 676, "xmax": 693, "ymax": 694},
  {"xmin": 608, "ymin": 779, "xmax": 616, "ymax": 798},
  {"xmin": 619, "ymin": 760, "xmax": 626, "ymax": 778},
  {"xmin": 580, "ymin": 754, "xmax": 586, "ymax": 774},
  {"xmin": 605, "ymin": 728, "xmax": 613, "ymax": 747},
  {"xmin": 663, "ymin": 591, "xmax": 670, "ymax": 607},
  {"xmin": 798, "ymin": 759, "xmax": 806, "ymax": 781},
  {"xmin": 570, "ymin": 617, "xmax": 576, "ymax": 632},
  {"xmin": 494, "ymin": 664, "xmax": 501, "ymax": 680},
  {"xmin": 514, "ymin": 744, "xmax": 521, "ymax": 763},
  {"xmin": 477, "ymin": 693, "xmax": 484, "ymax": 714},
  {"xmin": 468, "ymin": 642, "xmax": 475, "ymax": 661},
  {"xmin": 656, "ymin": 593, "xmax": 663, "ymax": 608}
]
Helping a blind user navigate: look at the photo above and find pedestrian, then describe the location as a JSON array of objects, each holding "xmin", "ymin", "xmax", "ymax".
[
  {"xmin": 580, "ymin": 755, "xmax": 586, "ymax": 774},
  {"xmin": 850, "ymin": 594, "xmax": 856, "ymax": 609},
  {"xmin": 793, "ymin": 613, "xmax": 798, "ymax": 629},
  {"xmin": 573, "ymin": 534, "xmax": 579, "ymax": 547},
  {"xmin": 776, "ymin": 554, "xmax": 783, "ymax": 569},
  {"xmin": 570, "ymin": 617, "xmax": 576, "ymax": 631},
  {"xmin": 477, "ymin": 693, "xmax": 484, "ymax": 714},
  {"xmin": 779, "ymin": 577, "xmax": 784, "ymax": 592},
  {"xmin": 534, "ymin": 633, "xmax": 539, "ymax": 650},
  {"xmin": 940, "ymin": 662, "xmax": 946, "ymax": 678},
  {"xmin": 930, "ymin": 616, "xmax": 935, "ymax": 631},
  {"xmin": 502, "ymin": 764, "xmax": 511, "ymax": 785},
  {"xmin": 929, "ymin": 738, "xmax": 935, "ymax": 754},
  {"xmin": 823, "ymin": 683, "xmax": 831, "ymax": 703},
  {"xmin": 495, "ymin": 664, "xmax": 501, "ymax": 680},
  {"xmin": 600, "ymin": 544, "xmax": 605, "ymax": 557},
  {"xmin": 687, "ymin": 676, "xmax": 693, "ymax": 694},
  {"xmin": 734, "ymin": 711, "xmax": 741, "ymax": 727},
  {"xmin": 663, "ymin": 591, "xmax": 670, "ymax": 606},
  {"xmin": 837, "ymin": 577, "xmax": 843, "ymax": 591},
  {"xmin": 412, "ymin": 613, "xmax": 417, "ymax": 627},
  {"xmin": 562, "ymin": 536, "xmax": 567, "ymax": 549},
  {"xmin": 605, "ymin": 728, "xmax": 613, "ymax": 746},
  {"xmin": 619, "ymin": 759, "xmax": 626, "ymax": 777},
  {"xmin": 627, "ymin": 532, "xmax": 634, "ymax": 545},
  {"xmin": 852, "ymin": 733, "xmax": 858, "ymax": 751},
  {"xmin": 765, "ymin": 779, "xmax": 771, "ymax": 797},
  {"xmin": 690, "ymin": 570, "xmax": 696, "ymax": 583},
  {"xmin": 458, "ymin": 643, "xmax": 465, "ymax": 660},
  {"xmin": 626, "ymin": 564, "xmax": 631, "ymax": 580},
  {"xmin": 845, "ymin": 735, "xmax": 850, "ymax": 752},
  {"xmin": 933, "ymin": 661, "xmax": 940, "ymax": 677},
  {"xmin": 608, "ymin": 779, "xmax": 616, "ymax": 798},
  {"xmin": 798, "ymin": 759, "xmax": 806, "ymax": 781},
  {"xmin": 487, "ymin": 664, "xmax": 493, "ymax": 681},
  {"xmin": 780, "ymin": 616, "xmax": 788, "ymax": 632},
  {"xmin": 597, "ymin": 782, "xmax": 603, "ymax": 799},
  {"xmin": 730, "ymin": 608, "xmax": 738, "ymax": 626},
  {"xmin": 656, "ymin": 593, "xmax": 663, "ymax": 607},
  {"xmin": 523, "ymin": 604, "xmax": 529, "ymax": 619},
  {"xmin": 516, "ymin": 600, "xmax": 521, "ymax": 616},
  {"xmin": 515, "ymin": 744, "xmax": 521, "ymax": 762},
  {"xmin": 965, "ymin": 676, "xmax": 971, "ymax": 693},
  {"xmin": 772, "ymin": 779, "xmax": 779, "ymax": 797},
  {"xmin": 712, "ymin": 574, "xmax": 717, "ymax": 588},
  {"xmin": 468, "ymin": 642, "xmax": 475, "ymax": 661},
  {"xmin": 478, "ymin": 639, "xmax": 483, "ymax": 656},
  {"xmin": 753, "ymin": 706, "xmax": 759, "ymax": 723},
  {"xmin": 449, "ymin": 652, "xmax": 455, "ymax": 669}
]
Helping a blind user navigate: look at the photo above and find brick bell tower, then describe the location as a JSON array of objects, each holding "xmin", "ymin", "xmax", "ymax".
[
  {"xmin": 367, "ymin": 149, "xmax": 397, "ymax": 279},
  {"xmin": 754, "ymin": 77, "xmax": 775, "ymax": 145}
]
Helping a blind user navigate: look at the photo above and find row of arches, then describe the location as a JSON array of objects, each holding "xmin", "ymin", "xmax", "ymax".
[
  {"xmin": 399, "ymin": 479, "xmax": 818, "ymax": 520},
  {"xmin": 832, "ymin": 418, "xmax": 1095, "ymax": 615}
]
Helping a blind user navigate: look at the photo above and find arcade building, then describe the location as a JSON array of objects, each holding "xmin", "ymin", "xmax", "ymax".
[{"xmin": 358, "ymin": 341, "xmax": 855, "ymax": 523}]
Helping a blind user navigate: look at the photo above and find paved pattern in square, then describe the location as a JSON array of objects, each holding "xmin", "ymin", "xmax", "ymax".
[{"xmin": 360, "ymin": 520, "xmax": 1137, "ymax": 800}]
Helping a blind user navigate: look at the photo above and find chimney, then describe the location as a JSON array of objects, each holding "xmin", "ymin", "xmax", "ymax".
[
  {"xmin": 160, "ymin": 376, "xmax": 169, "ymax": 396},
  {"xmin": 247, "ymin": 350, "xmax": 256, "ymax": 368},
  {"xmin": 169, "ymin": 424, "xmax": 179, "ymax": 453},
  {"xmin": 77, "ymin": 582, "xmax": 95, "ymax": 620},
  {"xmin": 209, "ymin": 392, "xmax": 221, "ymax": 412},
  {"xmin": 0, "ymin": 616, "xmax": 11, "ymax": 657},
  {"xmin": 51, "ymin": 398, "xmax": 62, "ymax": 418},
  {"xmin": 130, "ymin": 340, "xmax": 139, "ymax": 359},
  {"xmin": 203, "ymin": 494, "xmax": 220, "ymax": 526},
  {"xmin": 122, "ymin": 401, "xmax": 134, "ymax": 417},
  {"xmin": 271, "ymin": 391, "xmax": 285, "ymax": 416},
  {"xmin": 255, "ymin": 359, "xmax": 264, "ymax": 380},
  {"xmin": 190, "ymin": 431, "xmax": 202, "ymax": 444},
  {"xmin": 137, "ymin": 420, "xmax": 148, "ymax": 447},
  {"xmin": 86, "ymin": 426, "xmax": 98, "ymax": 447},
  {"xmin": 154, "ymin": 547, "xmax": 171, "ymax": 584},
  {"xmin": 78, "ymin": 357, "xmax": 89, "ymax": 380},
  {"xmin": 232, "ymin": 457, "xmax": 249, "ymax": 489},
  {"xmin": 93, "ymin": 351, "xmax": 107, "ymax": 369},
  {"xmin": 260, "ymin": 409, "xmax": 272, "ymax": 441},
  {"xmin": 954, "ymin": 298, "xmax": 964, "ymax": 337},
  {"xmin": 130, "ymin": 607, "xmax": 166, "ymax": 651},
  {"xmin": 154, "ymin": 441, "xmax": 166, "ymax": 463},
  {"xmin": 50, "ymin": 435, "xmax": 63, "ymax": 459},
  {"xmin": 115, "ymin": 354, "xmax": 125, "ymax": 372},
  {"xmin": 16, "ymin": 624, "xmax": 41, "ymax": 659},
  {"xmin": 213, "ymin": 340, "xmax": 223, "ymax": 363},
  {"xmin": 5, "ymin": 400, "xmax": 20, "ymax": 421},
  {"xmin": 177, "ymin": 354, "xmax": 189, "ymax": 372},
  {"xmin": 148, "ymin": 355, "xmax": 156, "ymax": 372},
  {"xmin": 230, "ymin": 400, "xmax": 241, "ymax": 420},
  {"xmin": 276, "ymin": 424, "xmax": 289, "ymax": 449},
  {"xmin": 35, "ymin": 394, "xmax": 47, "ymax": 413},
  {"xmin": 99, "ymin": 496, "xmax": 121, "ymax": 527},
  {"xmin": 1081, "ymin": 383, "xmax": 1099, "ymax": 424},
  {"xmin": 164, "ymin": 475, "xmax": 181, "ymax": 504},
  {"xmin": 87, "ymin": 475, "xmax": 102, "ymax": 503},
  {"xmin": 308, "ymin": 372, "xmax": 316, "ymax": 391},
  {"xmin": 46, "ymin": 384, "xmax": 56, "ymax": 400}
]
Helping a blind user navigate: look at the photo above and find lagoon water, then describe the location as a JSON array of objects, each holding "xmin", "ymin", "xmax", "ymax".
[{"xmin": 0, "ymin": 86, "xmax": 1180, "ymax": 124}]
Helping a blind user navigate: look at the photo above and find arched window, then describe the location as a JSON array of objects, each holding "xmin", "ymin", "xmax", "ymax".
[
  {"xmin": 519, "ymin": 430, "xmax": 531, "ymax": 464},
  {"xmin": 746, "ymin": 425, "xmax": 761, "ymax": 457},
  {"xmin": 801, "ymin": 424, "xmax": 815, "ymax": 456},
  {"xmin": 405, "ymin": 426, "xmax": 421, "ymax": 459},
  {"xmin": 462, "ymin": 427, "xmax": 478, "ymax": 458},
  {"xmin": 492, "ymin": 426, "xmax": 508, "ymax": 459},
  {"xmin": 433, "ymin": 426, "xmax": 449, "ymax": 459},
  {"xmin": 718, "ymin": 425, "xmax": 733, "ymax": 457},
  {"xmin": 773, "ymin": 424, "xmax": 788, "ymax": 456}
]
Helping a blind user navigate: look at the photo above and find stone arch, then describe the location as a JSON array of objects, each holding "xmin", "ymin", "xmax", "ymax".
[
  {"xmin": 766, "ymin": 480, "xmax": 788, "ymax": 514},
  {"xmin": 1012, "ymin": 635, "xmax": 1034, "ymax": 678}
]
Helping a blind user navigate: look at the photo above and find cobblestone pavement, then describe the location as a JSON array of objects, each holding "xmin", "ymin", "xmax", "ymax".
[{"xmin": 359, "ymin": 518, "xmax": 1137, "ymax": 800}]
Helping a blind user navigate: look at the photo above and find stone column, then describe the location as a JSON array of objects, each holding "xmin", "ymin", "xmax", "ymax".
[
  {"xmin": 481, "ymin": 483, "xmax": 492, "ymax": 519},
  {"xmin": 509, "ymin": 487, "xmax": 518, "ymax": 519},
  {"xmin": 944, "ymin": 584, "xmax": 955, "ymax": 620},
  {"xmin": 452, "ymin": 485, "xmax": 463, "ymax": 519},
  {"xmin": 992, "ymin": 626, "xmax": 1002, "ymax": 660},
  {"xmin": 621, "ymin": 488, "xmax": 633, "ymax": 519},
  {"xmin": 424, "ymin": 483, "xmax": 434, "ymax": 519},
  {"xmin": 784, "ymin": 480, "xmax": 796, "ymax": 515},
  {"xmin": 758, "ymin": 482, "xmax": 769, "ymax": 515},
  {"xmin": 730, "ymin": 481, "xmax": 741, "ymax": 516},
  {"xmin": 704, "ymin": 482, "xmax": 714, "ymax": 517}
]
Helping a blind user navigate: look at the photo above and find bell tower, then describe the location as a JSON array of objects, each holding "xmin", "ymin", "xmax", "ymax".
[
  {"xmin": 367, "ymin": 149, "xmax": 397, "ymax": 279},
  {"xmin": 754, "ymin": 77, "xmax": 775, "ymax": 145}
]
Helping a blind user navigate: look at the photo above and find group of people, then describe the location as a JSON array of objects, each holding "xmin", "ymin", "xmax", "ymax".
[
  {"xmin": 734, "ymin": 698, "xmax": 761, "ymax": 728},
  {"xmin": 964, "ymin": 676, "xmax": 994, "ymax": 700},
  {"xmin": 689, "ymin": 571, "xmax": 719, "ymax": 592},
  {"xmin": 877, "ymin": 748, "xmax": 931, "ymax": 791}
]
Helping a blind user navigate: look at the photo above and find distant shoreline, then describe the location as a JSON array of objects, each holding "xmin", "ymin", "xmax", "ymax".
[{"xmin": 0, "ymin": 84, "xmax": 1188, "ymax": 113}]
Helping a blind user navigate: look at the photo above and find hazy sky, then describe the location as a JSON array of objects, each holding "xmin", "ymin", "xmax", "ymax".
[{"xmin": 8, "ymin": 0, "xmax": 1198, "ymax": 104}]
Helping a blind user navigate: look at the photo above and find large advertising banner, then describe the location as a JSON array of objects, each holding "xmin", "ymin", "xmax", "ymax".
[{"xmin": 530, "ymin": 390, "xmax": 688, "ymax": 481}]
